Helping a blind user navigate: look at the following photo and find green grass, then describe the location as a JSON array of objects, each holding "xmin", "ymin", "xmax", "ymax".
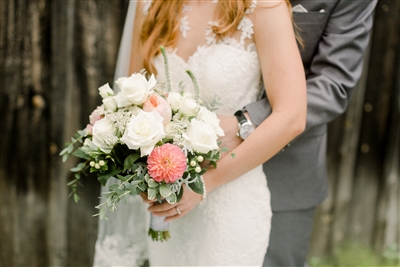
[{"xmin": 309, "ymin": 243, "xmax": 400, "ymax": 267}]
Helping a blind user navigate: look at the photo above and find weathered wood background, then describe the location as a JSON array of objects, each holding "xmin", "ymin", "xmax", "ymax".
[{"xmin": 1, "ymin": 0, "xmax": 399, "ymax": 266}]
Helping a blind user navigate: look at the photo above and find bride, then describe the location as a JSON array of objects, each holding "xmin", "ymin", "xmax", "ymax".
[{"xmin": 94, "ymin": 0, "xmax": 306, "ymax": 266}]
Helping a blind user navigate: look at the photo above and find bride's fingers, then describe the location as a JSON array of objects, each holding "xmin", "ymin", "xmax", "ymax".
[
  {"xmin": 139, "ymin": 192, "xmax": 157, "ymax": 204},
  {"xmin": 152, "ymin": 206, "xmax": 182, "ymax": 217}
]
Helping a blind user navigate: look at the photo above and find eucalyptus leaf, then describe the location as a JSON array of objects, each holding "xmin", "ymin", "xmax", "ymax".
[
  {"xmin": 70, "ymin": 166, "xmax": 82, "ymax": 172},
  {"xmin": 99, "ymin": 208, "xmax": 106, "ymax": 220},
  {"xmin": 73, "ymin": 194, "xmax": 80, "ymax": 203},
  {"xmin": 159, "ymin": 184, "xmax": 172, "ymax": 198},
  {"xmin": 73, "ymin": 149, "xmax": 91, "ymax": 160},
  {"xmin": 62, "ymin": 154, "xmax": 68, "ymax": 162},
  {"xmin": 137, "ymin": 182, "xmax": 147, "ymax": 192},
  {"xmin": 108, "ymin": 184, "xmax": 119, "ymax": 190},
  {"xmin": 59, "ymin": 147, "xmax": 69, "ymax": 156}
]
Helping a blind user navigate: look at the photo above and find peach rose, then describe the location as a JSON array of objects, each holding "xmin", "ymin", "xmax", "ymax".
[{"xmin": 143, "ymin": 94, "xmax": 172, "ymax": 125}]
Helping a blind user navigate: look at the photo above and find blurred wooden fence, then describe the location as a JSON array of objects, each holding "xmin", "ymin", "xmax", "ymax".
[{"xmin": 0, "ymin": 0, "xmax": 399, "ymax": 266}]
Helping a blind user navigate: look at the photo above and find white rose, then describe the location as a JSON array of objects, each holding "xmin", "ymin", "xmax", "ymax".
[
  {"xmin": 167, "ymin": 92, "xmax": 183, "ymax": 111},
  {"xmin": 102, "ymin": 96, "xmax": 117, "ymax": 111},
  {"xmin": 115, "ymin": 73, "xmax": 156, "ymax": 107},
  {"xmin": 121, "ymin": 110, "xmax": 165, "ymax": 157},
  {"xmin": 180, "ymin": 97, "xmax": 198, "ymax": 116},
  {"xmin": 196, "ymin": 106, "xmax": 225, "ymax": 136},
  {"xmin": 184, "ymin": 119, "xmax": 219, "ymax": 154},
  {"xmin": 92, "ymin": 117, "xmax": 117, "ymax": 153},
  {"xmin": 98, "ymin": 83, "xmax": 114, "ymax": 99}
]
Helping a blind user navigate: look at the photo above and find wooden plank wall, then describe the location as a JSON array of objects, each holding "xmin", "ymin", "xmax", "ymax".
[
  {"xmin": 309, "ymin": 0, "xmax": 400, "ymax": 259},
  {"xmin": 0, "ymin": 0, "xmax": 398, "ymax": 266},
  {"xmin": 0, "ymin": 0, "xmax": 126, "ymax": 266}
]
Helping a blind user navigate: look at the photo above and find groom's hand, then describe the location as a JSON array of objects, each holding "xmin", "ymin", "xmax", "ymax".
[{"xmin": 217, "ymin": 115, "xmax": 242, "ymax": 157}]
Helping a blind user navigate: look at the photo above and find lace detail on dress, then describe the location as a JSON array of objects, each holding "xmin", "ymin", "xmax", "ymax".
[
  {"xmin": 93, "ymin": 234, "xmax": 148, "ymax": 267},
  {"xmin": 246, "ymin": 0, "xmax": 257, "ymax": 14}
]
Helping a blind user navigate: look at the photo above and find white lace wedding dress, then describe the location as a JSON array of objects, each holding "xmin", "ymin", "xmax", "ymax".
[{"xmin": 93, "ymin": 1, "xmax": 271, "ymax": 266}]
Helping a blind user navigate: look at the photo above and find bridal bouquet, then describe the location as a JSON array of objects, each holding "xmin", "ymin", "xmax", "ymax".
[{"xmin": 60, "ymin": 47, "xmax": 224, "ymax": 241}]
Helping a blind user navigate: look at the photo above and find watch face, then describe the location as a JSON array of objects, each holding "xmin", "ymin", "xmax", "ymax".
[{"xmin": 239, "ymin": 122, "xmax": 255, "ymax": 139}]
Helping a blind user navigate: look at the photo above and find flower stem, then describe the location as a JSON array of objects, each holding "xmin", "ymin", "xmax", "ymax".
[{"xmin": 160, "ymin": 46, "xmax": 172, "ymax": 92}]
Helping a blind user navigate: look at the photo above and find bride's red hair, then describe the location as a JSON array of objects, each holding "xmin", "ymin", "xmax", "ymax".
[{"xmin": 140, "ymin": 0, "xmax": 292, "ymax": 74}]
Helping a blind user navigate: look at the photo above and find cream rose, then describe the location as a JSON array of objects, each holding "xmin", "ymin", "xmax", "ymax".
[
  {"xmin": 121, "ymin": 110, "xmax": 165, "ymax": 157},
  {"xmin": 180, "ymin": 97, "xmax": 198, "ymax": 117},
  {"xmin": 92, "ymin": 117, "xmax": 117, "ymax": 153},
  {"xmin": 115, "ymin": 73, "xmax": 156, "ymax": 107},
  {"xmin": 184, "ymin": 119, "xmax": 219, "ymax": 154},
  {"xmin": 196, "ymin": 106, "xmax": 225, "ymax": 136},
  {"xmin": 98, "ymin": 83, "xmax": 114, "ymax": 99},
  {"xmin": 102, "ymin": 96, "xmax": 117, "ymax": 111},
  {"xmin": 167, "ymin": 92, "xmax": 183, "ymax": 111}
]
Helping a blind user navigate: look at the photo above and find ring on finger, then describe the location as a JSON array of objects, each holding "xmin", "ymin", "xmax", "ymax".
[{"xmin": 175, "ymin": 206, "xmax": 182, "ymax": 215}]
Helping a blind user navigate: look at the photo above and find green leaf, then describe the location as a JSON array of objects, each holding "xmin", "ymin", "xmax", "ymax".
[
  {"xmin": 78, "ymin": 130, "xmax": 87, "ymax": 137},
  {"xmin": 59, "ymin": 147, "xmax": 69, "ymax": 156},
  {"xmin": 62, "ymin": 153, "xmax": 69, "ymax": 162},
  {"xmin": 166, "ymin": 192, "xmax": 177, "ymax": 204},
  {"xmin": 147, "ymin": 179, "xmax": 159, "ymax": 188},
  {"xmin": 108, "ymin": 184, "xmax": 119, "ymax": 191},
  {"xmin": 176, "ymin": 186, "xmax": 184, "ymax": 202},
  {"xmin": 98, "ymin": 162, "xmax": 122, "ymax": 186},
  {"xmin": 123, "ymin": 153, "xmax": 140, "ymax": 172},
  {"xmin": 147, "ymin": 187, "xmax": 158, "ymax": 200},
  {"xmin": 159, "ymin": 184, "xmax": 172, "ymax": 198},
  {"xmin": 73, "ymin": 194, "xmax": 80, "ymax": 203},
  {"xmin": 73, "ymin": 148, "xmax": 91, "ymax": 160},
  {"xmin": 230, "ymin": 153, "xmax": 236, "ymax": 158},
  {"xmin": 67, "ymin": 144, "xmax": 74, "ymax": 153},
  {"xmin": 219, "ymin": 147, "xmax": 229, "ymax": 152},
  {"xmin": 137, "ymin": 182, "xmax": 147, "ymax": 192},
  {"xmin": 70, "ymin": 166, "xmax": 82, "ymax": 172},
  {"xmin": 99, "ymin": 207, "xmax": 106, "ymax": 220},
  {"xmin": 112, "ymin": 144, "xmax": 131, "ymax": 165},
  {"xmin": 188, "ymin": 176, "xmax": 203, "ymax": 194}
]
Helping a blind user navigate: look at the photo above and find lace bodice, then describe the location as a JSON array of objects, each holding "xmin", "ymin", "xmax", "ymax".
[
  {"xmin": 154, "ymin": 43, "xmax": 262, "ymax": 115},
  {"xmin": 151, "ymin": 0, "xmax": 263, "ymax": 115}
]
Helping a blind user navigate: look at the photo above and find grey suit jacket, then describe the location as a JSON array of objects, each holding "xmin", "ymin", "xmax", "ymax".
[{"xmin": 246, "ymin": 0, "xmax": 377, "ymax": 211}]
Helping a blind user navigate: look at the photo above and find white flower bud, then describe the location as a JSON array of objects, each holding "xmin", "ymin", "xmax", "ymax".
[
  {"xmin": 195, "ymin": 166, "xmax": 201, "ymax": 173},
  {"xmin": 95, "ymin": 163, "xmax": 101, "ymax": 169},
  {"xmin": 190, "ymin": 161, "xmax": 196, "ymax": 167},
  {"xmin": 99, "ymin": 160, "xmax": 105, "ymax": 166},
  {"xmin": 90, "ymin": 161, "xmax": 95, "ymax": 167},
  {"xmin": 197, "ymin": 156, "xmax": 204, "ymax": 162}
]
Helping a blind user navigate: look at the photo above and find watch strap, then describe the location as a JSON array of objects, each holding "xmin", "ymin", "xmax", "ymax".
[{"xmin": 234, "ymin": 110, "xmax": 247, "ymax": 124}]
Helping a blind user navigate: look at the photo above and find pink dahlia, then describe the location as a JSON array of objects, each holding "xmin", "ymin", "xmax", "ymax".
[{"xmin": 147, "ymin": 144, "xmax": 187, "ymax": 183}]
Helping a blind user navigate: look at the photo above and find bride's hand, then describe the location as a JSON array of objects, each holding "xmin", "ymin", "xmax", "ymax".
[
  {"xmin": 147, "ymin": 186, "xmax": 203, "ymax": 222},
  {"xmin": 217, "ymin": 115, "xmax": 242, "ymax": 157}
]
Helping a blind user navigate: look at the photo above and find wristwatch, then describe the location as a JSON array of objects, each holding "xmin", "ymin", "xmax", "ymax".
[{"xmin": 234, "ymin": 109, "xmax": 255, "ymax": 140}]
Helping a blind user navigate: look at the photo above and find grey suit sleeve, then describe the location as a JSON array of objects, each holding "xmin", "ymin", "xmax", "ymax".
[{"xmin": 246, "ymin": 1, "xmax": 377, "ymax": 130}]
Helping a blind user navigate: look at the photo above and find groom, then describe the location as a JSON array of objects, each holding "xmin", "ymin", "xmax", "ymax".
[{"xmin": 220, "ymin": 1, "xmax": 377, "ymax": 266}]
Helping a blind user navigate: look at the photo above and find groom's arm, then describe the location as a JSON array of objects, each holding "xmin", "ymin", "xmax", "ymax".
[{"xmin": 246, "ymin": 1, "xmax": 377, "ymax": 133}]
